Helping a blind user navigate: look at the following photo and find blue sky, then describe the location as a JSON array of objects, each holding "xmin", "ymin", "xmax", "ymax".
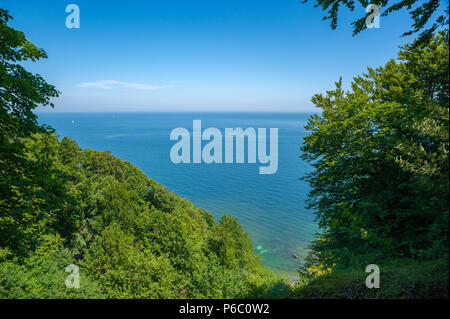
[{"xmin": 2, "ymin": 0, "xmax": 441, "ymax": 112}]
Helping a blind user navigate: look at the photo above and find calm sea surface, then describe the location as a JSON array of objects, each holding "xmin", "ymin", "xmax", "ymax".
[{"xmin": 38, "ymin": 112, "xmax": 318, "ymax": 278}]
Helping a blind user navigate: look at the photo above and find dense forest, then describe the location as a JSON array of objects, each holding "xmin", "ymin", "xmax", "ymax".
[
  {"xmin": 1, "ymin": 132, "xmax": 287, "ymax": 298},
  {"xmin": 1, "ymin": 6, "xmax": 449, "ymax": 299}
]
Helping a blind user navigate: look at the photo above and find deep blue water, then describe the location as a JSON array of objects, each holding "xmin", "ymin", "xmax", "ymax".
[{"xmin": 38, "ymin": 112, "xmax": 318, "ymax": 278}]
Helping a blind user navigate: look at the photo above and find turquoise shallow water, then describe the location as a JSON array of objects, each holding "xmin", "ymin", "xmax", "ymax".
[{"xmin": 38, "ymin": 112, "xmax": 318, "ymax": 278}]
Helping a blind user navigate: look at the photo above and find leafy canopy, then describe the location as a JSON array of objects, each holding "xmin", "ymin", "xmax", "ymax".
[
  {"xmin": 0, "ymin": 9, "xmax": 65, "ymax": 258},
  {"xmin": 301, "ymin": 31, "xmax": 449, "ymax": 272}
]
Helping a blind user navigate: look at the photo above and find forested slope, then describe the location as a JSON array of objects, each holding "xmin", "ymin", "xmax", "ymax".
[{"xmin": 0, "ymin": 132, "xmax": 287, "ymax": 298}]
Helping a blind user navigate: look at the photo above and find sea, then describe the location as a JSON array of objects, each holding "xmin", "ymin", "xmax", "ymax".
[{"xmin": 38, "ymin": 112, "xmax": 319, "ymax": 278}]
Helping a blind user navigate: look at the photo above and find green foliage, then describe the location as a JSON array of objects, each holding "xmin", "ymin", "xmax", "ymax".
[
  {"xmin": 299, "ymin": 31, "xmax": 448, "ymax": 298},
  {"xmin": 0, "ymin": 249, "xmax": 102, "ymax": 299},
  {"xmin": 302, "ymin": 0, "xmax": 449, "ymax": 43},
  {"xmin": 0, "ymin": 9, "xmax": 66, "ymax": 257},
  {"xmin": 82, "ymin": 224, "xmax": 178, "ymax": 298}
]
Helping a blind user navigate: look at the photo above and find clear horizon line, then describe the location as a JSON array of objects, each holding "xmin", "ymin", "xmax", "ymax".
[{"xmin": 36, "ymin": 110, "xmax": 320, "ymax": 114}]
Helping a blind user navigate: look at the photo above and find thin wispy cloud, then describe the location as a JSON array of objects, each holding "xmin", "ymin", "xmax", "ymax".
[{"xmin": 77, "ymin": 80, "xmax": 165, "ymax": 90}]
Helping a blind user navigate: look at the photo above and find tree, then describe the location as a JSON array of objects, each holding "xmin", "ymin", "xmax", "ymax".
[
  {"xmin": 302, "ymin": 0, "xmax": 449, "ymax": 43},
  {"xmin": 0, "ymin": 8, "xmax": 58, "ymax": 142},
  {"xmin": 82, "ymin": 224, "xmax": 178, "ymax": 298},
  {"xmin": 0, "ymin": 9, "xmax": 66, "ymax": 257},
  {"xmin": 301, "ymin": 31, "xmax": 449, "ymax": 271}
]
